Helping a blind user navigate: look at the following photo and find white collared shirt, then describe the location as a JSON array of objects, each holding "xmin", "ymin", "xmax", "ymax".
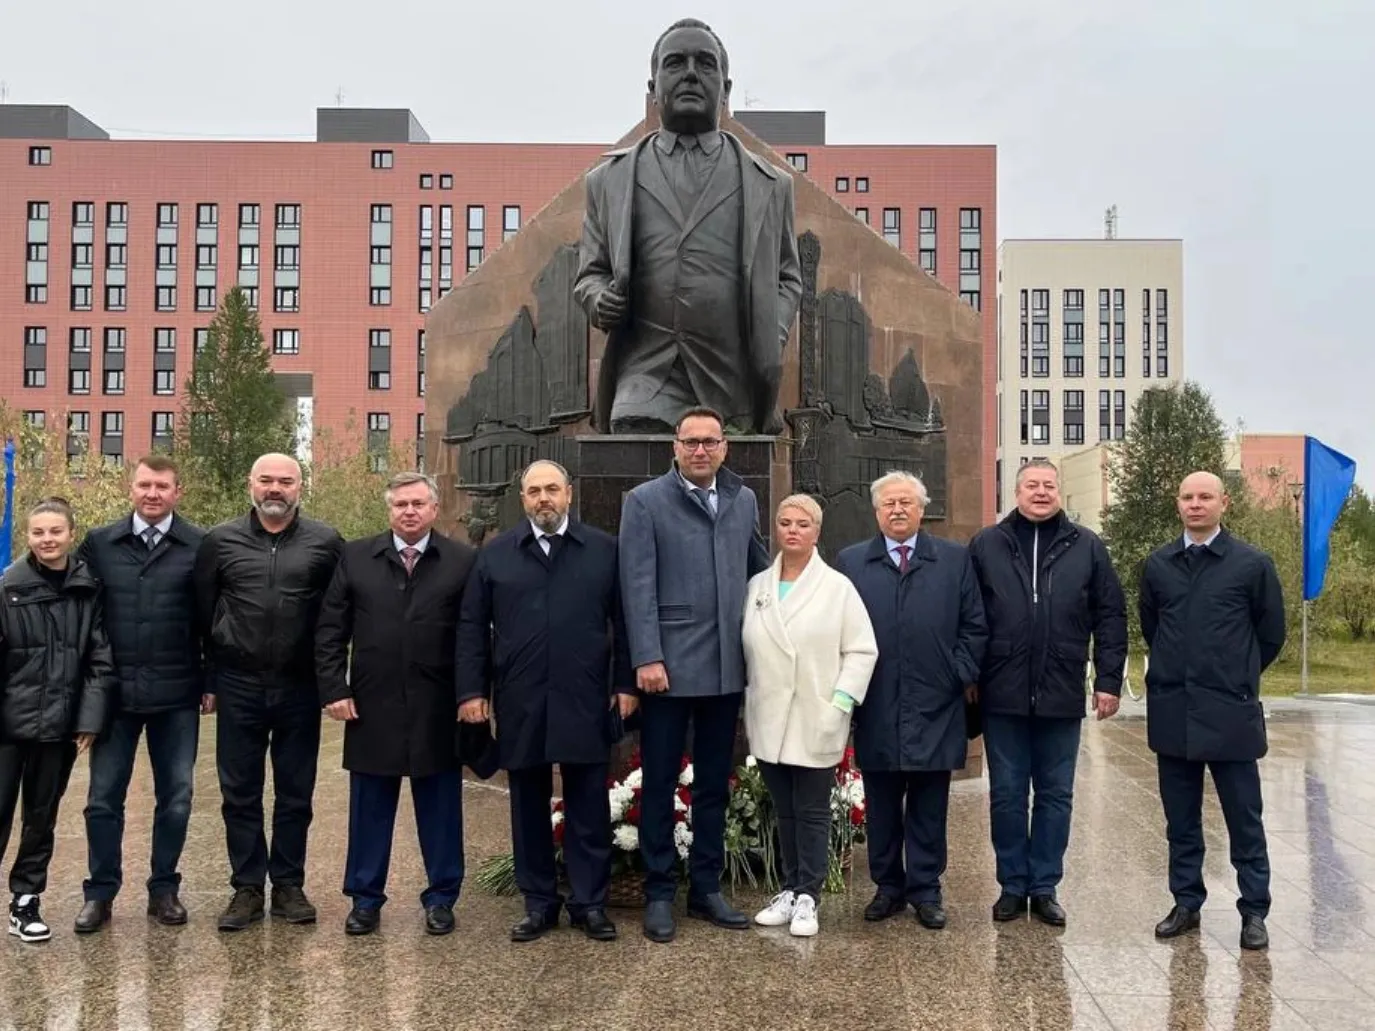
[
  {"xmin": 394, "ymin": 532, "xmax": 431, "ymax": 556},
  {"xmin": 133, "ymin": 513, "xmax": 174, "ymax": 548},
  {"xmin": 677, "ymin": 468, "xmax": 719, "ymax": 515},
  {"xmin": 529, "ymin": 517, "xmax": 569, "ymax": 556},
  {"xmin": 1182, "ymin": 527, "xmax": 1222, "ymax": 550}
]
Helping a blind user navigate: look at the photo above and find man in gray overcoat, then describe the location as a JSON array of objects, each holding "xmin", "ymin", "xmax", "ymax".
[
  {"xmin": 619, "ymin": 408, "xmax": 771, "ymax": 942},
  {"xmin": 574, "ymin": 17, "xmax": 802, "ymax": 435}
]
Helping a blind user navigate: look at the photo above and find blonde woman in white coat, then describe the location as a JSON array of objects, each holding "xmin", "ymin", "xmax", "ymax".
[{"xmin": 741, "ymin": 494, "xmax": 878, "ymax": 936}]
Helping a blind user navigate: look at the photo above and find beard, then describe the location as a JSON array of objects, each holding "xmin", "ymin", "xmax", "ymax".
[
  {"xmin": 255, "ymin": 497, "xmax": 298, "ymax": 520},
  {"xmin": 531, "ymin": 507, "xmax": 564, "ymax": 533}
]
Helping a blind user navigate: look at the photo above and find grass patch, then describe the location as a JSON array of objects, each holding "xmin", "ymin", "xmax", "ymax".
[{"xmin": 1111, "ymin": 639, "xmax": 1375, "ymax": 698}]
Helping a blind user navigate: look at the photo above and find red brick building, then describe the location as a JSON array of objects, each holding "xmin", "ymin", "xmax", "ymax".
[{"xmin": 2, "ymin": 105, "xmax": 995, "ymax": 518}]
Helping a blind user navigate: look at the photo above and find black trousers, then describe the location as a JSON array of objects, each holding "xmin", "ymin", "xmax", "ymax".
[
  {"xmin": 215, "ymin": 671, "xmax": 322, "ymax": 890},
  {"xmin": 1157, "ymin": 755, "xmax": 1271, "ymax": 918},
  {"xmin": 758, "ymin": 761, "xmax": 834, "ymax": 901},
  {"xmin": 639, "ymin": 692, "xmax": 742, "ymax": 901},
  {"xmin": 863, "ymin": 769, "xmax": 953, "ymax": 906},
  {"xmin": 0, "ymin": 741, "xmax": 78, "ymax": 897},
  {"xmin": 508, "ymin": 762, "xmax": 610, "ymax": 919}
]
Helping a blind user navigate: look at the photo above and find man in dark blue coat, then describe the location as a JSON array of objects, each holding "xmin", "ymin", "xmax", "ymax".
[
  {"xmin": 1141, "ymin": 471, "xmax": 1285, "ymax": 951},
  {"xmin": 618, "ymin": 407, "xmax": 771, "ymax": 943},
  {"xmin": 74, "ymin": 454, "xmax": 209, "ymax": 934},
  {"xmin": 838, "ymin": 471, "xmax": 988, "ymax": 931},
  {"xmin": 968, "ymin": 459, "xmax": 1127, "ymax": 927},
  {"xmin": 456, "ymin": 460, "xmax": 636, "ymax": 942}
]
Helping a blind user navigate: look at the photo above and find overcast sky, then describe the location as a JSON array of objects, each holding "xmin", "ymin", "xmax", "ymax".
[{"xmin": 6, "ymin": 0, "xmax": 1371, "ymax": 487}]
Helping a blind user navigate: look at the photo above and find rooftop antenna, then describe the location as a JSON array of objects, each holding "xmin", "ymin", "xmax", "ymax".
[
  {"xmin": 0, "ymin": 81, "xmax": 9, "ymax": 104},
  {"xmin": 334, "ymin": 86, "xmax": 345, "ymax": 107},
  {"xmin": 1104, "ymin": 204, "xmax": 1118, "ymax": 240},
  {"xmin": 743, "ymin": 91, "xmax": 761, "ymax": 108}
]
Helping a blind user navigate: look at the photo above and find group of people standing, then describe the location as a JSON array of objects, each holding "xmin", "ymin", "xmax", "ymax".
[{"xmin": 0, "ymin": 407, "xmax": 1285, "ymax": 955}]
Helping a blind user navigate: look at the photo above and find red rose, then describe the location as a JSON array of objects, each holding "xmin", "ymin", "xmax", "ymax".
[
  {"xmin": 675, "ymin": 809, "xmax": 688, "ymax": 824},
  {"xmin": 552, "ymin": 799, "xmax": 565, "ymax": 813},
  {"xmin": 677, "ymin": 787, "xmax": 692, "ymax": 808},
  {"xmin": 626, "ymin": 805, "xmax": 641, "ymax": 825},
  {"xmin": 728, "ymin": 774, "xmax": 740, "ymax": 790},
  {"xmin": 680, "ymin": 755, "xmax": 692, "ymax": 772},
  {"xmin": 554, "ymin": 821, "xmax": 565, "ymax": 845},
  {"xmin": 850, "ymin": 806, "xmax": 865, "ymax": 827}
]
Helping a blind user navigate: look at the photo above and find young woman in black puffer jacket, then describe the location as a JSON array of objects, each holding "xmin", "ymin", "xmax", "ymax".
[{"xmin": 0, "ymin": 497, "xmax": 115, "ymax": 942}]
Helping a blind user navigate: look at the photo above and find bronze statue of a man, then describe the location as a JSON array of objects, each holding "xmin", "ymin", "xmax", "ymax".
[{"xmin": 574, "ymin": 18, "xmax": 803, "ymax": 434}]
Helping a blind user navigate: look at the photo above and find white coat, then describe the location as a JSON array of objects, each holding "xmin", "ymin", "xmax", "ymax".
[{"xmin": 742, "ymin": 548, "xmax": 879, "ymax": 768}]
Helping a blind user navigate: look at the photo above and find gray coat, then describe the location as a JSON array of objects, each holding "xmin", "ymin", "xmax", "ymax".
[
  {"xmin": 575, "ymin": 131, "xmax": 803, "ymax": 433},
  {"xmin": 618, "ymin": 465, "xmax": 770, "ymax": 697}
]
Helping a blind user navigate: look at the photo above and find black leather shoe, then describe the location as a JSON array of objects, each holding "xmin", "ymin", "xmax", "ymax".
[
  {"xmin": 345, "ymin": 906, "xmax": 380, "ymax": 936},
  {"xmin": 218, "ymin": 887, "xmax": 265, "ymax": 931},
  {"xmin": 643, "ymin": 900, "xmax": 676, "ymax": 943},
  {"xmin": 147, "ymin": 893, "xmax": 188, "ymax": 926},
  {"xmin": 425, "ymin": 905, "xmax": 455, "ymax": 936},
  {"xmin": 510, "ymin": 911, "xmax": 555, "ymax": 942},
  {"xmin": 863, "ymin": 891, "xmax": 908, "ymax": 922},
  {"xmin": 1240, "ymin": 915, "xmax": 1269, "ymax": 951},
  {"xmin": 1154, "ymin": 905, "xmax": 1201, "ymax": 939},
  {"xmin": 916, "ymin": 902, "xmax": 948, "ymax": 930},
  {"xmin": 572, "ymin": 908, "xmax": 617, "ymax": 941},
  {"xmin": 686, "ymin": 893, "xmax": 749, "ymax": 930},
  {"xmin": 74, "ymin": 900, "xmax": 112, "ymax": 934},
  {"xmin": 992, "ymin": 893, "xmax": 1027, "ymax": 922},
  {"xmin": 1030, "ymin": 895, "xmax": 1067, "ymax": 927},
  {"xmin": 269, "ymin": 885, "xmax": 317, "ymax": 925}
]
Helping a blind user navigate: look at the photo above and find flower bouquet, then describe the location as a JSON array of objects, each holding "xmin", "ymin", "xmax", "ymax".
[{"xmin": 474, "ymin": 747, "xmax": 867, "ymax": 902}]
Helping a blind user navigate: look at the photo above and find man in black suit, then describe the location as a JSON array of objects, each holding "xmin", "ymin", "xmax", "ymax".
[
  {"xmin": 315, "ymin": 472, "xmax": 477, "ymax": 936},
  {"xmin": 1141, "ymin": 471, "xmax": 1286, "ymax": 951},
  {"xmin": 456, "ymin": 460, "xmax": 635, "ymax": 942}
]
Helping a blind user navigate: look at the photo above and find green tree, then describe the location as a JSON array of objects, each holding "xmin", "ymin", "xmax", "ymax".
[
  {"xmin": 1101, "ymin": 382, "xmax": 1231, "ymax": 642},
  {"xmin": 1334, "ymin": 485, "xmax": 1375, "ymax": 561},
  {"xmin": 178, "ymin": 287, "xmax": 294, "ymax": 499},
  {"xmin": 1228, "ymin": 500, "xmax": 1303, "ymax": 657},
  {"xmin": 304, "ymin": 419, "xmax": 416, "ymax": 541}
]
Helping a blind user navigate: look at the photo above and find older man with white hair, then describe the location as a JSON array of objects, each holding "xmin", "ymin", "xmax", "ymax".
[
  {"xmin": 194, "ymin": 452, "xmax": 343, "ymax": 931},
  {"xmin": 836, "ymin": 471, "xmax": 987, "ymax": 931}
]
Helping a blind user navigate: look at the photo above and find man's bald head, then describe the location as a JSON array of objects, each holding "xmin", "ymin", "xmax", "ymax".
[
  {"xmin": 1177, "ymin": 470, "xmax": 1228, "ymax": 539},
  {"xmin": 520, "ymin": 460, "xmax": 570, "ymax": 490},
  {"xmin": 249, "ymin": 452, "xmax": 302, "ymax": 525}
]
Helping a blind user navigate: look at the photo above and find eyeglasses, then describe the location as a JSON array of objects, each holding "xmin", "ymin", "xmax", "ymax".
[{"xmin": 677, "ymin": 438, "xmax": 723, "ymax": 453}]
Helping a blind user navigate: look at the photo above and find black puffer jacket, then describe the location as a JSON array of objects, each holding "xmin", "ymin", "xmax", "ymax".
[
  {"xmin": 0, "ymin": 555, "xmax": 116, "ymax": 742},
  {"xmin": 194, "ymin": 509, "xmax": 343, "ymax": 687},
  {"xmin": 77, "ymin": 513, "xmax": 206, "ymax": 713}
]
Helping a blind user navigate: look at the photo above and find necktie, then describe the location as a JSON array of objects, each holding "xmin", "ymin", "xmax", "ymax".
[
  {"xmin": 542, "ymin": 534, "xmax": 562, "ymax": 557},
  {"xmin": 896, "ymin": 544, "xmax": 911, "ymax": 573},
  {"xmin": 143, "ymin": 526, "xmax": 160, "ymax": 550},
  {"xmin": 401, "ymin": 546, "xmax": 420, "ymax": 576},
  {"xmin": 678, "ymin": 135, "xmax": 706, "ymax": 209},
  {"xmin": 692, "ymin": 487, "xmax": 716, "ymax": 520},
  {"xmin": 1185, "ymin": 543, "xmax": 1204, "ymax": 570}
]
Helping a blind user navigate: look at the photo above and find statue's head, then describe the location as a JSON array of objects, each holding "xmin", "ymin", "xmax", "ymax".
[{"xmin": 648, "ymin": 19, "xmax": 731, "ymax": 135}]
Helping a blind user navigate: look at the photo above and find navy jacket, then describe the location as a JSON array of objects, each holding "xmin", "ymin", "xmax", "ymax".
[
  {"xmin": 78, "ymin": 513, "xmax": 205, "ymax": 713},
  {"xmin": 455, "ymin": 519, "xmax": 634, "ymax": 770},
  {"xmin": 968, "ymin": 512, "xmax": 1127, "ymax": 718},
  {"xmin": 837, "ymin": 532, "xmax": 988, "ymax": 772},
  {"xmin": 1140, "ymin": 528, "xmax": 1286, "ymax": 762}
]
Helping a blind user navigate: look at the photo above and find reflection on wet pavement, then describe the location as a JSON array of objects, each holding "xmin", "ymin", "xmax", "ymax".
[{"xmin": 2, "ymin": 697, "xmax": 1374, "ymax": 1029}]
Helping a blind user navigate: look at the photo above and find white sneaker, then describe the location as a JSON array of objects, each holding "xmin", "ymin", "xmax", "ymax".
[
  {"xmin": 9, "ymin": 895, "xmax": 51, "ymax": 943},
  {"xmin": 754, "ymin": 890, "xmax": 796, "ymax": 927},
  {"xmin": 790, "ymin": 894, "xmax": 819, "ymax": 937}
]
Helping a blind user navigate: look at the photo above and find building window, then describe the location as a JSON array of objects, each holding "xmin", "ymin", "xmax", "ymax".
[
  {"xmin": 153, "ymin": 328, "xmax": 176, "ymax": 353},
  {"xmin": 105, "ymin": 285, "xmax": 126, "ymax": 311},
  {"xmin": 1064, "ymin": 289, "xmax": 1084, "ymax": 310},
  {"xmin": 1113, "ymin": 318, "xmax": 1126, "ymax": 378},
  {"xmin": 1156, "ymin": 288, "xmax": 1168, "ymax": 318},
  {"xmin": 416, "ymin": 413, "xmax": 426, "ymax": 469},
  {"xmin": 1112, "ymin": 390, "xmax": 1127, "ymax": 439},
  {"xmin": 68, "ymin": 412, "xmax": 91, "ymax": 455},
  {"xmin": 366, "ymin": 413, "xmax": 391, "ymax": 472},
  {"xmin": 70, "ymin": 327, "xmax": 92, "ymax": 353},
  {"xmin": 1019, "ymin": 390, "xmax": 1029, "ymax": 445},
  {"xmin": 26, "ymin": 285, "xmax": 48, "ymax": 304},
  {"xmin": 196, "ymin": 287, "xmax": 216, "ymax": 311},
  {"xmin": 104, "ymin": 369, "xmax": 125, "ymax": 395},
  {"xmin": 370, "ymin": 288, "xmax": 391, "ymax": 306},
  {"xmin": 786, "ymin": 153, "xmax": 808, "ymax": 172},
  {"xmin": 420, "ymin": 174, "xmax": 434, "ymax": 190},
  {"xmin": 1098, "ymin": 391, "xmax": 1111, "ymax": 442},
  {"xmin": 1031, "ymin": 314, "xmax": 1049, "ymax": 377},
  {"xmin": 835, "ymin": 177, "xmax": 849, "ymax": 193},
  {"xmin": 106, "ymin": 243, "xmax": 126, "ymax": 267},
  {"xmin": 73, "ymin": 202, "xmax": 94, "ymax": 226},
  {"xmin": 417, "ymin": 329, "xmax": 426, "ymax": 397},
  {"xmin": 855, "ymin": 207, "xmax": 869, "ymax": 224},
  {"xmin": 503, "ymin": 205, "xmax": 521, "ymax": 241},
  {"xmin": 1063, "ymin": 390, "xmax": 1085, "ymax": 445},
  {"xmin": 275, "ymin": 204, "xmax": 301, "ymax": 228},
  {"xmin": 25, "ymin": 200, "xmax": 50, "ymax": 304},
  {"xmin": 269, "ymin": 328, "xmax": 298, "ymax": 355},
  {"xmin": 1098, "ymin": 321, "xmax": 1110, "ymax": 377},
  {"xmin": 23, "ymin": 327, "xmax": 48, "ymax": 388},
  {"xmin": 1063, "ymin": 322, "xmax": 1084, "ymax": 377},
  {"xmin": 29, "ymin": 146, "xmax": 53, "ymax": 166},
  {"xmin": 918, "ymin": 208, "xmax": 936, "ymax": 274},
  {"xmin": 157, "ymin": 203, "xmax": 178, "ymax": 226},
  {"xmin": 368, "ymin": 329, "xmax": 391, "ymax": 390},
  {"xmin": 195, "ymin": 244, "xmax": 217, "ymax": 267},
  {"xmin": 69, "ymin": 369, "xmax": 92, "ymax": 395},
  {"xmin": 275, "ymin": 245, "xmax": 299, "ymax": 269},
  {"xmin": 856, "ymin": 177, "xmax": 869, "ymax": 193},
  {"xmin": 196, "ymin": 204, "xmax": 217, "ymax": 226},
  {"xmin": 154, "ymin": 370, "xmax": 176, "ymax": 395},
  {"xmin": 371, "ymin": 150, "xmax": 394, "ymax": 170},
  {"xmin": 1031, "ymin": 389, "xmax": 1050, "ymax": 445},
  {"xmin": 152, "ymin": 411, "xmax": 176, "ymax": 447},
  {"xmin": 107, "ymin": 202, "xmax": 128, "ymax": 225},
  {"xmin": 104, "ymin": 328, "xmax": 125, "ymax": 352},
  {"xmin": 882, "ymin": 208, "xmax": 900, "ymax": 248},
  {"xmin": 193, "ymin": 328, "xmax": 210, "ymax": 353},
  {"xmin": 240, "ymin": 245, "xmax": 260, "ymax": 267},
  {"xmin": 71, "ymin": 285, "xmax": 93, "ymax": 311},
  {"xmin": 439, "ymin": 174, "xmax": 453, "ymax": 190},
  {"xmin": 466, "ymin": 206, "xmax": 485, "ymax": 271},
  {"xmin": 274, "ymin": 287, "xmax": 299, "ymax": 312},
  {"xmin": 156, "ymin": 286, "xmax": 177, "ymax": 311},
  {"xmin": 239, "ymin": 204, "xmax": 260, "ymax": 227}
]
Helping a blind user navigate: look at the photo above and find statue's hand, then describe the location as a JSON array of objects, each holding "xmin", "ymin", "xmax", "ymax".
[{"xmin": 595, "ymin": 284, "xmax": 629, "ymax": 328}]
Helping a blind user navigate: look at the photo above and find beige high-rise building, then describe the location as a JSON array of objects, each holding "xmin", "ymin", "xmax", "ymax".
[{"xmin": 995, "ymin": 238, "xmax": 1184, "ymax": 514}]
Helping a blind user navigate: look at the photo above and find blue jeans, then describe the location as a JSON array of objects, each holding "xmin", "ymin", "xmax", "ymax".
[
  {"xmin": 83, "ymin": 707, "xmax": 201, "ymax": 901},
  {"xmin": 983, "ymin": 713, "xmax": 1082, "ymax": 898}
]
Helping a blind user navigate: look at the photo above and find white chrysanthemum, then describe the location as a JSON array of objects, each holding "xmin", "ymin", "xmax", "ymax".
[
  {"xmin": 679, "ymin": 763, "xmax": 694, "ymax": 786},
  {"xmin": 624, "ymin": 769, "xmax": 643, "ymax": 790},
  {"xmin": 674, "ymin": 793, "xmax": 688, "ymax": 813},
  {"xmin": 551, "ymin": 810, "xmax": 564, "ymax": 828},
  {"xmin": 845, "ymin": 780, "xmax": 866, "ymax": 806},
  {"xmin": 608, "ymin": 784, "xmax": 634, "ymax": 822},
  {"xmin": 674, "ymin": 821, "xmax": 694, "ymax": 859},
  {"xmin": 613, "ymin": 825, "xmax": 640, "ymax": 852},
  {"xmin": 745, "ymin": 755, "xmax": 757, "ymax": 768}
]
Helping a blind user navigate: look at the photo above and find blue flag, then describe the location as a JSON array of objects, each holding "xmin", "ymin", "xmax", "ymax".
[
  {"xmin": 1302, "ymin": 436, "xmax": 1357, "ymax": 601},
  {"xmin": 1, "ymin": 439, "xmax": 15, "ymax": 564}
]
